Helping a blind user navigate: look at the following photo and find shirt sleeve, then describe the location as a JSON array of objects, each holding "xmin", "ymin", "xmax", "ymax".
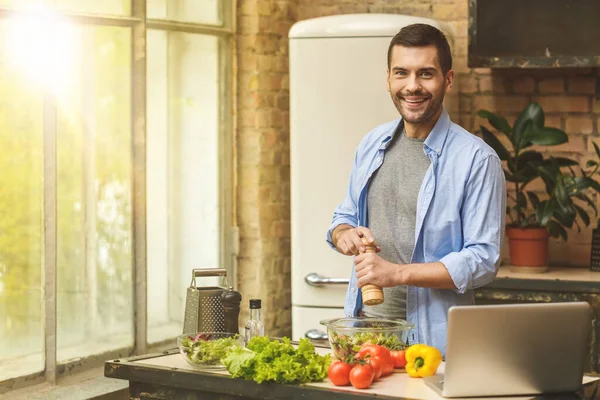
[
  {"xmin": 439, "ymin": 155, "xmax": 506, "ymax": 293},
  {"xmin": 326, "ymin": 150, "xmax": 361, "ymax": 250}
]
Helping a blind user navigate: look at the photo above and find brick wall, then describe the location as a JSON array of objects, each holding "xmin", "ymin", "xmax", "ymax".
[
  {"xmin": 236, "ymin": 0, "xmax": 296, "ymax": 336},
  {"xmin": 236, "ymin": 0, "xmax": 600, "ymax": 336}
]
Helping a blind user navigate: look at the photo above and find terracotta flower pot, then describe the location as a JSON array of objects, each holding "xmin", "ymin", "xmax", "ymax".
[{"xmin": 506, "ymin": 227, "xmax": 550, "ymax": 267}]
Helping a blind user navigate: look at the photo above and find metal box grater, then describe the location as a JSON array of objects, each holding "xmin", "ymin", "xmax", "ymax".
[{"xmin": 183, "ymin": 268, "xmax": 229, "ymax": 334}]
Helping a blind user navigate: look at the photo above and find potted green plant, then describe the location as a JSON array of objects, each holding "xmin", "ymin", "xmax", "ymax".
[{"xmin": 478, "ymin": 102, "xmax": 600, "ymax": 269}]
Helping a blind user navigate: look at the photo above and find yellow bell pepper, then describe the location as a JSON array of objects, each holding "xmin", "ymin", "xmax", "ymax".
[{"xmin": 405, "ymin": 344, "xmax": 442, "ymax": 378}]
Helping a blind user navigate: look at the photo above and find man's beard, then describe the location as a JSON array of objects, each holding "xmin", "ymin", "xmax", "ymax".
[{"xmin": 391, "ymin": 89, "xmax": 444, "ymax": 124}]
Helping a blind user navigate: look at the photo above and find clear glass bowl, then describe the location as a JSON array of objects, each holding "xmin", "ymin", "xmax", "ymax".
[
  {"xmin": 177, "ymin": 331, "xmax": 243, "ymax": 370},
  {"xmin": 320, "ymin": 317, "xmax": 415, "ymax": 360}
]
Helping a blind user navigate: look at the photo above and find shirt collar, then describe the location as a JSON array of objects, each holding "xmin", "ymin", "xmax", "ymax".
[
  {"xmin": 423, "ymin": 107, "xmax": 451, "ymax": 156},
  {"xmin": 379, "ymin": 120, "xmax": 402, "ymax": 150},
  {"xmin": 378, "ymin": 107, "xmax": 451, "ymax": 155}
]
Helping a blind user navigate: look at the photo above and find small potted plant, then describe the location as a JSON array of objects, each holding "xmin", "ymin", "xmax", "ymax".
[{"xmin": 478, "ymin": 102, "xmax": 600, "ymax": 270}]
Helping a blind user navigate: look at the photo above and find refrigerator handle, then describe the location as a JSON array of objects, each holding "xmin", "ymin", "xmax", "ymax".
[
  {"xmin": 305, "ymin": 273, "xmax": 350, "ymax": 287},
  {"xmin": 305, "ymin": 329, "xmax": 328, "ymax": 341}
]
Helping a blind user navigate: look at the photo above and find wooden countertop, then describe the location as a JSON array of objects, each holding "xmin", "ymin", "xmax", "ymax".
[
  {"xmin": 105, "ymin": 347, "xmax": 599, "ymax": 400},
  {"xmin": 476, "ymin": 265, "xmax": 600, "ymax": 293},
  {"xmin": 497, "ymin": 265, "xmax": 600, "ymax": 282}
]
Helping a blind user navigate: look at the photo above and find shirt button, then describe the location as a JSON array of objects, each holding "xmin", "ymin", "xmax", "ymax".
[
  {"xmin": 376, "ymin": 157, "xmax": 382, "ymax": 162},
  {"xmin": 351, "ymin": 286, "xmax": 357, "ymax": 292}
]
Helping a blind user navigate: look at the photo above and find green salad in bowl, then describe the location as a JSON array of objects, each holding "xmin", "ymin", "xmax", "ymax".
[
  {"xmin": 177, "ymin": 332, "xmax": 243, "ymax": 369},
  {"xmin": 320, "ymin": 317, "xmax": 414, "ymax": 360}
]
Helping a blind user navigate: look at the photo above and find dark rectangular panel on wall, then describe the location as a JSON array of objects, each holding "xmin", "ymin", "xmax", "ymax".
[{"xmin": 469, "ymin": 0, "xmax": 600, "ymax": 68}]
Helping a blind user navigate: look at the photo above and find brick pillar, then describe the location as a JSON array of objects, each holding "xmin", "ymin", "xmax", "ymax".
[{"xmin": 236, "ymin": 0, "xmax": 295, "ymax": 337}]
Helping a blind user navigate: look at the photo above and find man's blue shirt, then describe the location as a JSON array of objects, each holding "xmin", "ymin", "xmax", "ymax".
[{"xmin": 326, "ymin": 109, "xmax": 506, "ymax": 355}]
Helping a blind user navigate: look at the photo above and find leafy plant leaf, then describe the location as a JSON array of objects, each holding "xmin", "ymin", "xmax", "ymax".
[
  {"xmin": 567, "ymin": 176, "xmax": 600, "ymax": 195},
  {"xmin": 593, "ymin": 141, "xmax": 600, "ymax": 159},
  {"xmin": 504, "ymin": 171, "xmax": 517, "ymax": 182},
  {"xmin": 516, "ymin": 191, "xmax": 527, "ymax": 208},
  {"xmin": 526, "ymin": 191, "xmax": 540, "ymax": 209},
  {"xmin": 554, "ymin": 179, "xmax": 569, "ymax": 208},
  {"xmin": 514, "ymin": 119, "xmax": 532, "ymax": 152},
  {"xmin": 513, "ymin": 103, "xmax": 544, "ymax": 148},
  {"xmin": 537, "ymin": 200, "xmax": 554, "ymax": 226},
  {"xmin": 519, "ymin": 218, "xmax": 531, "ymax": 228},
  {"xmin": 514, "ymin": 151, "xmax": 544, "ymax": 173},
  {"xmin": 545, "ymin": 220, "xmax": 567, "ymax": 240},
  {"xmin": 479, "ymin": 125, "xmax": 511, "ymax": 161},
  {"xmin": 574, "ymin": 204, "xmax": 591, "ymax": 227},
  {"xmin": 514, "ymin": 103, "xmax": 544, "ymax": 134},
  {"xmin": 516, "ymin": 150, "xmax": 544, "ymax": 165},
  {"xmin": 552, "ymin": 202, "xmax": 576, "ymax": 228},
  {"xmin": 549, "ymin": 157, "xmax": 579, "ymax": 167},
  {"xmin": 477, "ymin": 110, "xmax": 512, "ymax": 135},
  {"xmin": 523, "ymin": 126, "xmax": 568, "ymax": 146},
  {"xmin": 574, "ymin": 193, "xmax": 598, "ymax": 215},
  {"xmin": 537, "ymin": 165, "xmax": 558, "ymax": 192}
]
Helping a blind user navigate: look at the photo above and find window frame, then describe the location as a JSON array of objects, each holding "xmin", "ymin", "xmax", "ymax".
[{"xmin": 0, "ymin": 0, "xmax": 235, "ymax": 392}]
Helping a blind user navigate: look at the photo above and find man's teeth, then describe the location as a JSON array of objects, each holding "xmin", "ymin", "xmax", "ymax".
[{"xmin": 405, "ymin": 98, "xmax": 426, "ymax": 103}]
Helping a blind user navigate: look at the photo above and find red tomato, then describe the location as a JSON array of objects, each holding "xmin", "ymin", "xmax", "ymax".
[
  {"xmin": 328, "ymin": 361, "xmax": 353, "ymax": 386},
  {"xmin": 358, "ymin": 344, "xmax": 393, "ymax": 374},
  {"xmin": 349, "ymin": 364, "xmax": 374, "ymax": 389},
  {"xmin": 390, "ymin": 350, "xmax": 407, "ymax": 369},
  {"xmin": 381, "ymin": 359, "xmax": 394, "ymax": 376},
  {"xmin": 367, "ymin": 356, "xmax": 384, "ymax": 381},
  {"xmin": 358, "ymin": 345, "xmax": 391, "ymax": 363}
]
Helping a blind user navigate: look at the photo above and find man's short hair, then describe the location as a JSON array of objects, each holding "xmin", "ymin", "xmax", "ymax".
[{"xmin": 387, "ymin": 23, "xmax": 452, "ymax": 75}]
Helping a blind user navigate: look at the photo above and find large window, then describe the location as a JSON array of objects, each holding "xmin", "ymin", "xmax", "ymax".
[
  {"xmin": 146, "ymin": 30, "xmax": 223, "ymax": 343},
  {"xmin": 0, "ymin": 0, "xmax": 233, "ymax": 391}
]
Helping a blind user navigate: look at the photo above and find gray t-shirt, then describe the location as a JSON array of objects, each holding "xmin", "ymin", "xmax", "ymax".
[{"xmin": 362, "ymin": 125, "xmax": 431, "ymax": 320}]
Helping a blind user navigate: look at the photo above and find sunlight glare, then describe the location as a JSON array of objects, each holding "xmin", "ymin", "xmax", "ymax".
[{"xmin": 5, "ymin": 8, "xmax": 76, "ymax": 94}]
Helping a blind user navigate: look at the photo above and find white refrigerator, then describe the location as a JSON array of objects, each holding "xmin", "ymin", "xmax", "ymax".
[{"xmin": 289, "ymin": 14, "xmax": 449, "ymax": 342}]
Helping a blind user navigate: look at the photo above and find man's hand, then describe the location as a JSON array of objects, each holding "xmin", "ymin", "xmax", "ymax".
[
  {"xmin": 333, "ymin": 225, "xmax": 380, "ymax": 255},
  {"xmin": 355, "ymin": 252, "xmax": 400, "ymax": 288}
]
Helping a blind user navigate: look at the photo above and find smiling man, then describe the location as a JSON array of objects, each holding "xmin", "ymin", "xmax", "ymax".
[{"xmin": 326, "ymin": 24, "xmax": 506, "ymax": 355}]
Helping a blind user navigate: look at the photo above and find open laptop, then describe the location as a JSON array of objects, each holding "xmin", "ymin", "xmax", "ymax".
[{"xmin": 424, "ymin": 302, "xmax": 590, "ymax": 398}]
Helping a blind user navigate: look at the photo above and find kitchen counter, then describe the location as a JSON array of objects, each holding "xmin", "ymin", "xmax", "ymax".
[
  {"xmin": 490, "ymin": 265, "xmax": 600, "ymax": 290},
  {"xmin": 105, "ymin": 347, "xmax": 600, "ymax": 400}
]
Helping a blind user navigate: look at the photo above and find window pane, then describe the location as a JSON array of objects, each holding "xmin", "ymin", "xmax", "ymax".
[
  {"xmin": 0, "ymin": 0, "xmax": 46, "ymax": 9},
  {"xmin": 0, "ymin": 20, "xmax": 44, "ymax": 381},
  {"xmin": 147, "ymin": 30, "xmax": 220, "ymax": 343},
  {"xmin": 56, "ymin": 25, "xmax": 132, "ymax": 362},
  {"xmin": 0, "ymin": 0, "xmax": 131, "ymax": 16},
  {"xmin": 54, "ymin": 0, "xmax": 131, "ymax": 16},
  {"xmin": 148, "ymin": 0, "xmax": 222, "ymax": 26}
]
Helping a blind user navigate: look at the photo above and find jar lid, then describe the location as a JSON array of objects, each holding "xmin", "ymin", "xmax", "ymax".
[{"xmin": 250, "ymin": 299, "xmax": 262, "ymax": 309}]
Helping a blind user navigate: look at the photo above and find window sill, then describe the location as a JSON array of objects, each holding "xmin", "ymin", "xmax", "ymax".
[
  {"xmin": 3, "ymin": 366, "xmax": 128, "ymax": 400},
  {"xmin": 2, "ymin": 334, "xmax": 177, "ymax": 399},
  {"xmin": 1, "ymin": 322, "xmax": 179, "ymax": 395}
]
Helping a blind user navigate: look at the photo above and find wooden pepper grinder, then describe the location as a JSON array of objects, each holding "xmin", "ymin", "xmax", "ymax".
[
  {"xmin": 222, "ymin": 287, "xmax": 242, "ymax": 334},
  {"xmin": 360, "ymin": 237, "xmax": 384, "ymax": 306}
]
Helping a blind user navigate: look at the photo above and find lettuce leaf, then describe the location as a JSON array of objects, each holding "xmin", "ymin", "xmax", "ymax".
[
  {"xmin": 223, "ymin": 337, "xmax": 330, "ymax": 384},
  {"xmin": 182, "ymin": 335, "xmax": 241, "ymax": 365}
]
